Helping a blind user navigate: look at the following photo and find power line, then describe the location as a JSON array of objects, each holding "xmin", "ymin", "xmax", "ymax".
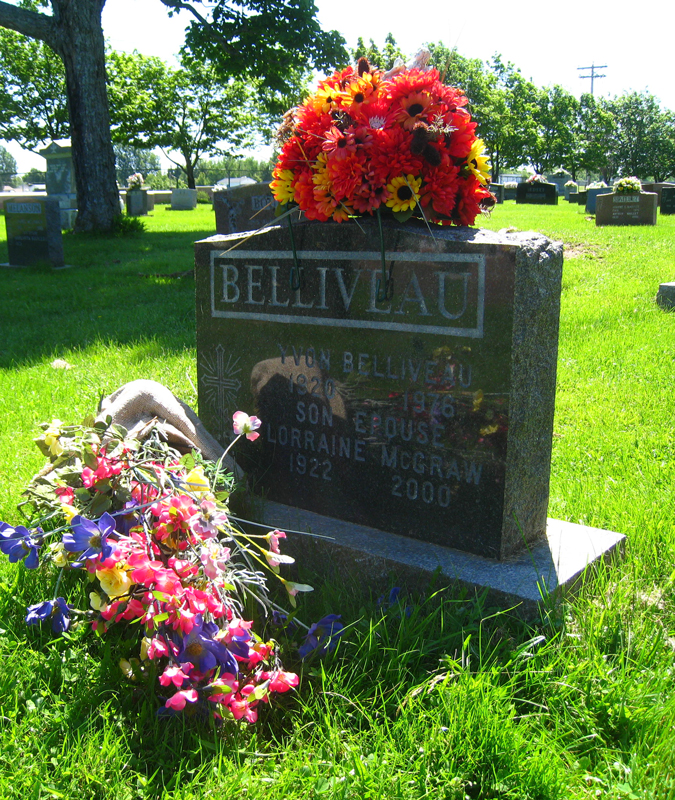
[{"xmin": 578, "ymin": 63, "xmax": 607, "ymax": 95}]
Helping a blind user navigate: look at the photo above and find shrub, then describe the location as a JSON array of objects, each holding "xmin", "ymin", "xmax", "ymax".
[{"xmin": 196, "ymin": 190, "xmax": 211, "ymax": 204}]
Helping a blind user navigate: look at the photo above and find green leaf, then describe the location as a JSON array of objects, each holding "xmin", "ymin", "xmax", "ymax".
[
  {"xmin": 83, "ymin": 449, "xmax": 98, "ymax": 469},
  {"xmin": 392, "ymin": 207, "xmax": 415, "ymax": 223},
  {"xmin": 180, "ymin": 453, "xmax": 195, "ymax": 470},
  {"xmin": 275, "ymin": 201, "xmax": 289, "ymax": 218}
]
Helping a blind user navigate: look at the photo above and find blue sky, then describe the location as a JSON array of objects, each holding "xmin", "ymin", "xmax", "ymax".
[{"xmin": 4, "ymin": 0, "xmax": 670, "ymax": 173}]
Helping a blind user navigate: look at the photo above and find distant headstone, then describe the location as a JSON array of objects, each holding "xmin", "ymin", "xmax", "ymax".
[
  {"xmin": 195, "ymin": 221, "xmax": 564, "ymax": 561},
  {"xmin": 489, "ymin": 183, "xmax": 504, "ymax": 204},
  {"xmin": 657, "ymin": 282, "xmax": 675, "ymax": 309},
  {"xmin": 213, "ymin": 183, "xmax": 278, "ymax": 234},
  {"xmin": 660, "ymin": 187, "xmax": 675, "ymax": 215},
  {"xmin": 516, "ymin": 182, "xmax": 558, "ymax": 205},
  {"xmin": 126, "ymin": 190, "xmax": 149, "ymax": 216},
  {"xmin": 39, "ymin": 140, "xmax": 77, "ymax": 229},
  {"xmin": 546, "ymin": 176, "xmax": 568, "ymax": 195},
  {"xmin": 595, "ymin": 192, "xmax": 657, "ymax": 226},
  {"xmin": 171, "ymin": 188, "xmax": 198, "ymax": 210},
  {"xmin": 4, "ymin": 197, "xmax": 64, "ymax": 268},
  {"xmin": 577, "ymin": 190, "xmax": 587, "ymax": 206},
  {"xmin": 641, "ymin": 183, "xmax": 675, "ymax": 206},
  {"xmin": 503, "ymin": 186, "xmax": 518, "ymax": 200},
  {"xmin": 568, "ymin": 192, "xmax": 578, "ymax": 203},
  {"xmin": 586, "ymin": 188, "xmax": 611, "ymax": 214}
]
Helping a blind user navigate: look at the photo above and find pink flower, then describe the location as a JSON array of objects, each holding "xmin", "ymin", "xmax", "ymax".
[
  {"xmin": 265, "ymin": 529, "xmax": 286, "ymax": 554},
  {"xmin": 266, "ymin": 669, "xmax": 299, "ymax": 693},
  {"xmin": 159, "ymin": 663, "xmax": 193, "ymax": 688},
  {"xmin": 232, "ymin": 411, "xmax": 262, "ymax": 441},
  {"xmin": 165, "ymin": 688, "xmax": 199, "ymax": 711}
]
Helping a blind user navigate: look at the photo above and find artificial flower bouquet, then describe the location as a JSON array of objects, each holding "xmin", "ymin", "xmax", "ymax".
[
  {"xmin": 270, "ymin": 50, "xmax": 494, "ymax": 227},
  {"xmin": 0, "ymin": 412, "xmax": 342, "ymax": 723},
  {"xmin": 526, "ymin": 174, "xmax": 549, "ymax": 184},
  {"xmin": 127, "ymin": 173, "xmax": 144, "ymax": 191},
  {"xmin": 614, "ymin": 176, "xmax": 642, "ymax": 194}
]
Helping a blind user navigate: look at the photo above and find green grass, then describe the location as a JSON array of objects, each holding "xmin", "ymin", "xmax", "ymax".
[{"xmin": 0, "ymin": 201, "xmax": 674, "ymax": 799}]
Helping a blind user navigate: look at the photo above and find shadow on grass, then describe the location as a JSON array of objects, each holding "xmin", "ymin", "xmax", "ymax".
[{"xmin": 0, "ymin": 229, "xmax": 216, "ymax": 368}]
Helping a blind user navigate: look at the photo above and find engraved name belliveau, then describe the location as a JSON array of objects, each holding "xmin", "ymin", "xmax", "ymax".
[{"xmin": 210, "ymin": 249, "xmax": 485, "ymax": 338}]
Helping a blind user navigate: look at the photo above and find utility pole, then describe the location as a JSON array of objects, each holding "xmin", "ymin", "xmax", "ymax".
[{"xmin": 578, "ymin": 63, "xmax": 607, "ymax": 95}]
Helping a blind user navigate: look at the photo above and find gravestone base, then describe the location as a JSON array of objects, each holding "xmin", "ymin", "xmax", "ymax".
[
  {"xmin": 656, "ymin": 282, "xmax": 675, "ymax": 309},
  {"xmin": 259, "ymin": 500, "xmax": 625, "ymax": 615}
]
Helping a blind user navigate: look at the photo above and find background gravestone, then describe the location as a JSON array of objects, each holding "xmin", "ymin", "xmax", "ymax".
[
  {"xmin": 171, "ymin": 188, "xmax": 198, "ymax": 210},
  {"xmin": 577, "ymin": 190, "xmax": 587, "ymax": 206},
  {"xmin": 516, "ymin": 183, "xmax": 558, "ymax": 205},
  {"xmin": 195, "ymin": 221, "xmax": 563, "ymax": 561},
  {"xmin": 126, "ymin": 190, "xmax": 149, "ymax": 216},
  {"xmin": 641, "ymin": 182, "xmax": 675, "ymax": 206},
  {"xmin": 213, "ymin": 182, "xmax": 278, "ymax": 234},
  {"xmin": 656, "ymin": 283, "xmax": 675, "ymax": 309},
  {"xmin": 596, "ymin": 192, "xmax": 657, "ymax": 226},
  {"xmin": 39, "ymin": 140, "xmax": 77, "ymax": 229},
  {"xmin": 4, "ymin": 197, "xmax": 64, "ymax": 268},
  {"xmin": 490, "ymin": 183, "xmax": 504, "ymax": 203},
  {"xmin": 586, "ymin": 188, "xmax": 611, "ymax": 214},
  {"xmin": 659, "ymin": 187, "xmax": 675, "ymax": 215}
]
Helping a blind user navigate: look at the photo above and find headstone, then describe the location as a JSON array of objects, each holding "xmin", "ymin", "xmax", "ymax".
[
  {"xmin": 126, "ymin": 190, "xmax": 149, "ymax": 216},
  {"xmin": 39, "ymin": 140, "xmax": 77, "ymax": 229},
  {"xmin": 585, "ymin": 188, "xmax": 611, "ymax": 214},
  {"xmin": 489, "ymin": 183, "xmax": 504, "ymax": 204},
  {"xmin": 660, "ymin": 187, "xmax": 675, "ymax": 215},
  {"xmin": 195, "ymin": 220, "xmax": 564, "ymax": 561},
  {"xmin": 563, "ymin": 185, "xmax": 576, "ymax": 201},
  {"xmin": 503, "ymin": 186, "xmax": 517, "ymax": 201},
  {"xmin": 516, "ymin": 182, "xmax": 558, "ymax": 205},
  {"xmin": 595, "ymin": 192, "xmax": 657, "ymax": 226},
  {"xmin": 4, "ymin": 197, "xmax": 64, "ymax": 268},
  {"xmin": 545, "ymin": 176, "xmax": 568, "ymax": 195},
  {"xmin": 213, "ymin": 182, "xmax": 278, "ymax": 234},
  {"xmin": 577, "ymin": 190, "xmax": 587, "ymax": 206},
  {"xmin": 568, "ymin": 192, "xmax": 578, "ymax": 203},
  {"xmin": 641, "ymin": 183, "xmax": 675, "ymax": 206},
  {"xmin": 656, "ymin": 282, "xmax": 675, "ymax": 309},
  {"xmin": 171, "ymin": 188, "xmax": 198, "ymax": 210}
]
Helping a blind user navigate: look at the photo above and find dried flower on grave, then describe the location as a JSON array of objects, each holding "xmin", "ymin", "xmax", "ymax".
[
  {"xmin": 127, "ymin": 173, "xmax": 144, "ymax": 191},
  {"xmin": 0, "ymin": 409, "xmax": 338, "ymax": 726},
  {"xmin": 270, "ymin": 49, "xmax": 493, "ymax": 226}
]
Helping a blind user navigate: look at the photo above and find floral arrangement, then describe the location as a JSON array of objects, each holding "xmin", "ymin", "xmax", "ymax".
[
  {"xmin": 564, "ymin": 180, "xmax": 578, "ymax": 188},
  {"xmin": 0, "ymin": 413, "xmax": 342, "ymax": 723},
  {"xmin": 270, "ymin": 51, "xmax": 494, "ymax": 227},
  {"xmin": 127, "ymin": 173, "xmax": 144, "ymax": 191},
  {"xmin": 587, "ymin": 181, "xmax": 608, "ymax": 189},
  {"xmin": 503, "ymin": 182, "xmax": 518, "ymax": 190},
  {"xmin": 526, "ymin": 174, "xmax": 548, "ymax": 184},
  {"xmin": 614, "ymin": 176, "xmax": 642, "ymax": 194}
]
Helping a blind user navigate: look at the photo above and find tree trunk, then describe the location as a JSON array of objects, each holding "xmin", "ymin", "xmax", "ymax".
[
  {"xmin": 185, "ymin": 155, "xmax": 196, "ymax": 189},
  {"xmin": 0, "ymin": 0, "xmax": 120, "ymax": 232}
]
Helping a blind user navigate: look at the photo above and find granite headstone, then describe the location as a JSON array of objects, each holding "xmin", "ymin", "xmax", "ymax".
[
  {"xmin": 641, "ymin": 182, "xmax": 675, "ymax": 206},
  {"xmin": 195, "ymin": 220, "xmax": 563, "ymax": 561},
  {"xmin": 171, "ymin": 188, "xmax": 198, "ymax": 210},
  {"xmin": 577, "ymin": 190, "xmax": 587, "ymax": 206},
  {"xmin": 656, "ymin": 282, "xmax": 675, "ymax": 309},
  {"xmin": 126, "ymin": 190, "xmax": 150, "ymax": 216},
  {"xmin": 489, "ymin": 183, "xmax": 504, "ymax": 204},
  {"xmin": 4, "ymin": 197, "xmax": 64, "ymax": 267},
  {"xmin": 595, "ymin": 192, "xmax": 657, "ymax": 226},
  {"xmin": 516, "ymin": 182, "xmax": 558, "ymax": 205},
  {"xmin": 659, "ymin": 187, "xmax": 675, "ymax": 215},
  {"xmin": 39, "ymin": 140, "xmax": 77, "ymax": 229},
  {"xmin": 213, "ymin": 183, "xmax": 278, "ymax": 235},
  {"xmin": 585, "ymin": 188, "xmax": 611, "ymax": 214}
]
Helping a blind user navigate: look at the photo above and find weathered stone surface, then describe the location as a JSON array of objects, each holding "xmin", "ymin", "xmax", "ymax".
[
  {"xmin": 171, "ymin": 188, "xmax": 197, "ymax": 210},
  {"xmin": 660, "ymin": 187, "xmax": 675, "ymax": 215},
  {"xmin": 39, "ymin": 140, "xmax": 78, "ymax": 229},
  {"xmin": 3, "ymin": 197, "xmax": 64, "ymax": 268},
  {"xmin": 516, "ymin": 183, "xmax": 558, "ymax": 205},
  {"xmin": 596, "ymin": 192, "xmax": 657, "ymax": 226},
  {"xmin": 656, "ymin": 282, "xmax": 675, "ymax": 309},
  {"xmin": 194, "ymin": 220, "xmax": 563, "ymax": 560},
  {"xmin": 213, "ymin": 182, "xmax": 278, "ymax": 234},
  {"xmin": 126, "ymin": 190, "xmax": 149, "ymax": 216}
]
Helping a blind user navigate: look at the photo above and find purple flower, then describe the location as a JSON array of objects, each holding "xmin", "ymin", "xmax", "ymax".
[
  {"xmin": 25, "ymin": 597, "xmax": 72, "ymax": 633},
  {"xmin": 176, "ymin": 616, "xmax": 237, "ymax": 674},
  {"xmin": 63, "ymin": 512, "xmax": 117, "ymax": 561},
  {"xmin": 299, "ymin": 614, "xmax": 344, "ymax": 659},
  {"xmin": 0, "ymin": 522, "xmax": 42, "ymax": 569}
]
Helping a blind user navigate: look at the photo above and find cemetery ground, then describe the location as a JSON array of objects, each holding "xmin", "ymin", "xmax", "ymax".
[{"xmin": 0, "ymin": 201, "xmax": 673, "ymax": 800}]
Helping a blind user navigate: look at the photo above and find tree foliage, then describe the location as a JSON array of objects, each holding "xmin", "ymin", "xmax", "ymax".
[
  {"xmin": 352, "ymin": 33, "xmax": 405, "ymax": 71},
  {"xmin": 113, "ymin": 145, "xmax": 161, "ymax": 186},
  {"xmin": 0, "ymin": 141, "xmax": 16, "ymax": 183}
]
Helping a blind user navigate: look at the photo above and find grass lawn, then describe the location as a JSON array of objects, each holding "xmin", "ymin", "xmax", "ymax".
[{"xmin": 0, "ymin": 201, "xmax": 674, "ymax": 799}]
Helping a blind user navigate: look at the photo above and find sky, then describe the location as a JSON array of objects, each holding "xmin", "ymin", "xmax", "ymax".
[{"xmin": 4, "ymin": 0, "xmax": 671, "ymax": 174}]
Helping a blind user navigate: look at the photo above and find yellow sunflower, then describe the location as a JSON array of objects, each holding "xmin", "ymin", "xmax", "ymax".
[
  {"xmin": 385, "ymin": 175, "xmax": 422, "ymax": 213},
  {"xmin": 466, "ymin": 139, "xmax": 490, "ymax": 185}
]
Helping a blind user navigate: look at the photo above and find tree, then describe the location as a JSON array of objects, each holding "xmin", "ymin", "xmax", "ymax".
[
  {"xmin": 113, "ymin": 145, "xmax": 161, "ymax": 186},
  {"xmin": 525, "ymin": 84, "xmax": 579, "ymax": 175},
  {"xmin": 108, "ymin": 51, "xmax": 258, "ymax": 189},
  {"xmin": 0, "ymin": 0, "xmax": 347, "ymax": 231},
  {"xmin": 0, "ymin": 19, "xmax": 68, "ymax": 149},
  {"xmin": 0, "ymin": 141, "xmax": 16, "ymax": 184},
  {"xmin": 352, "ymin": 33, "xmax": 406, "ymax": 71},
  {"xmin": 23, "ymin": 165, "xmax": 45, "ymax": 184}
]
